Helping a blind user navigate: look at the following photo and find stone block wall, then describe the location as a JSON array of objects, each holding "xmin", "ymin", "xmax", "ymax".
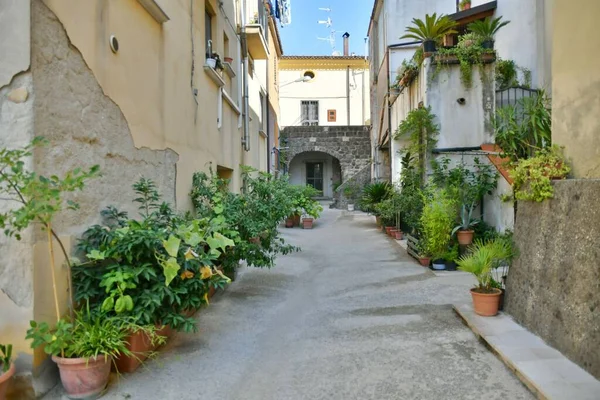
[
  {"xmin": 281, "ymin": 126, "xmax": 371, "ymax": 205},
  {"xmin": 505, "ymin": 180, "xmax": 600, "ymax": 379}
]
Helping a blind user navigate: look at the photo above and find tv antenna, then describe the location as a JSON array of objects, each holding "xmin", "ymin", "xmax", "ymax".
[{"xmin": 317, "ymin": 5, "xmax": 337, "ymax": 54}]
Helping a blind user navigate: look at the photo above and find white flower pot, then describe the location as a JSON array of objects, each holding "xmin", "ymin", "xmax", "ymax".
[
  {"xmin": 206, "ymin": 58, "xmax": 217, "ymax": 69},
  {"xmin": 347, "ymin": 204, "xmax": 355, "ymax": 211}
]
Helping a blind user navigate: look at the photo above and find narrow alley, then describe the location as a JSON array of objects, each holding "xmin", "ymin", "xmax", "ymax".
[{"xmin": 46, "ymin": 208, "xmax": 532, "ymax": 400}]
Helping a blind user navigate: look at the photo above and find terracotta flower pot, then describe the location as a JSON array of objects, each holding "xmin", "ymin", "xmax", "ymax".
[
  {"xmin": 418, "ymin": 257, "xmax": 431, "ymax": 267},
  {"xmin": 224, "ymin": 56, "xmax": 233, "ymax": 64},
  {"xmin": 389, "ymin": 228, "xmax": 398, "ymax": 237},
  {"xmin": 457, "ymin": 230, "xmax": 474, "ymax": 245},
  {"xmin": 385, "ymin": 226, "xmax": 394, "ymax": 235},
  {"xmin": 114, "ymin": 324, "xmax": 173, "ymax": 373},
  {"xmin": 0, "ymin": 362, "xmax": 15, "ymax": 399},
  {"xmin": 470, "ymin": 288, "xmax": 502, "ymax": 316},
  {"xmin": 302, "ymin": 218, "xmax": 314, "ymax": 229},
  {"xmin": 394, "ymin": 230, "xmax": 403, "ymax": 240},
  {"xmin": 52, "ymin": 355, "xmax": 111, "ymax": 399},
  {"xmin": 285, "ymin": 217, "xmax": 294, "ymax": 228}
]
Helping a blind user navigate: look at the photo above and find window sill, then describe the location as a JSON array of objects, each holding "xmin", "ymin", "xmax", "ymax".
[
  {"xmin": 204, "ymin": 65, "xmax": 225, "ymax": 87},
  {"xmin": 259, "ymin": 129, "xmax": 268, "ymax": 138},
  {"xmin": 223, "ymin": 62, "xmax": 236, "ymax": 78},
  {"xmin": 136, "ymin": 0, "xmax": 169, "ymax": 23},
  {"xmin": 222, "ymin": 90, "xmax": 241, "ymax": 115}
]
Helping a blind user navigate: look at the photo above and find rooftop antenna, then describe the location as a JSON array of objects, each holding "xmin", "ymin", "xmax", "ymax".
[{"xmin": 317, "ymin": 5, "xmax": 337, "ymax": 54}]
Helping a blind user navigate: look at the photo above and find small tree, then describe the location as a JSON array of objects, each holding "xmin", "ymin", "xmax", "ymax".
[{"xmin": 0, "ymin": 138, "xmax": 99, "ymax": 325}]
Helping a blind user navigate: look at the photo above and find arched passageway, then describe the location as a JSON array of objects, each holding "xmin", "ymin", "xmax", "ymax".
[{"xmin": 288, "ymin": 151, "xmax": 342, "ymax": 198}]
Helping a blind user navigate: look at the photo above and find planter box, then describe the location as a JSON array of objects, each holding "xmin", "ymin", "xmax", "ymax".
[{"xmin": 302, "ymin": 218, "xmax": 314, "ymax": 229}]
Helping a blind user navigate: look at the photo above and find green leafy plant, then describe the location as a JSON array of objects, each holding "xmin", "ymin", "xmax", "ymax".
[
  {"xmin": 25, "ymin": 306, "xmax": 164, "ymax": 361},
  {"xmin": 494, "ymin": 91, "xmax": 552, "ymax": 161},
  {"xmin": 510, "ymin": 145, "xmax": 570, "ymax": 202},
  {"xmin": 468, "ymin": 16, "xmax": 510, "ymax": 42},
  {"xmin": 360, "ymin": 181, "xmax": 391, "ymax": 213},
  {"xmin": 459, "ymin": 0, "xmax": 471, "ymax": 10},
  {"xmin": 400, "ymin": 13, "xmax": 458, "ymax": 43},
  {"xmin": 420, "ymin": 188, "xmax": 457, "ymax": 259},
  {"xmin": 394, "ymin": 106, "xmax": 439, "ymax": 175},
  {"xmin": 495, "ymin": 59, "xmax": 519, "ymax": 90},
  {"xmin": 435, "ymin": 34, "xmax": 492, "ymax": 89},
  {"xmin": 0, "ymin": 344, "xmax": 12, "ymax": 373},
  {"xmin": 457, "ymin": 238, "xmax": 513, "ymax": 292},
  {"xmin": 0, "ymin": 138, "xmax": 99, "ymax": 359},
  {"xmin": 342, "ymin": 183, "xmax": 360, "ymax": 201}
]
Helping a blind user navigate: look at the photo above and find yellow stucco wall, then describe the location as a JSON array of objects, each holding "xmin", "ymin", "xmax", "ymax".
[
  {"xmin": 552, "ymin": 0, "xmax": 600, "ymax": 178},
  {"xmin": 42, "ymin": 0, "xmax": 256, "ymax": 207}
]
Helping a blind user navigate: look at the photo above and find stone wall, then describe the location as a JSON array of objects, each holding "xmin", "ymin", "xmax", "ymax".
[
  {"xmin": 505, "ymin": 180, "xmax": 600, "ymax": 379},
  {"xmin": 281, "ymin": 126, "xmax": 371, "ymax": 204}
]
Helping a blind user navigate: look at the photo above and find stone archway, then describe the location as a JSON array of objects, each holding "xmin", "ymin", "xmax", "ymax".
[
  {"xmin": 281, "ymin": 125, "xmax": 371, "ymax": 207},
  {"xmin": 288, "ymin": 151, "xmax": 342, "ymax": 198}
]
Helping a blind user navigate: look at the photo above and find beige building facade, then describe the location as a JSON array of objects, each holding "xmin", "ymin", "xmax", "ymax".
[{"xmin": 0, "ymin": 0, "xmax": 282, "ymax": 397}]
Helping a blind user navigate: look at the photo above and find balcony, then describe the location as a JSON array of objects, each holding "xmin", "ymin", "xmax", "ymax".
[{"xmin": 245, "ymin": 0, "xmax": 270, "ymax": 59}]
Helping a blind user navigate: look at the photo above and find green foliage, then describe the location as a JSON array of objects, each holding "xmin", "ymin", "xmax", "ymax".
[
  {"xmin": 397, "ymin": 162, "xmax": 424, "ymax": 233},
  {"xmin": 342, "ymin": 183, "xmax": 360, "ymax": 200},
  {"xmin": 420, "ymin": 188, "xmax": 457, "ymax": 259},
  {"xmin": 400, "ymin": 13, "xmax": 458, "ymax": 42},
  {"xmin": 435, "ymin": 34, "xmax": 492, "ymax": 89},
  {"xmin": 510, "ymin": 145, "xmax": 570, "ymax": 202},
  {"xmin": 360, "ymin": 181, "xmax": 391, "ymax": 213},
  {"xmin": 495, "ymin": 59, "xmax": 518, "ymax": 90},
  {"xmin": 0, "ymin": 344, "xmax": 12, "ymax": 373},
  {"xmin": 431, "ymin": 157, "xmax": 498, "ymax": 235},
  {"xmin": 25, "ymin": 307, "xmax": 164, "ymax": 360},
  {"xmin": 75, "ymin": 178, "xmax": 232, "ymax": 333},
  {"xmin": 494, "ymin": 91, "xmax": 552, "ymax": 161},
  {"xmin": 457, "ymin": 238, "xmax": 513, "ymax": 292},
  {"xmin": 468, "ymin": 16, "xmax": 510, "ymax": 41},
  {"xmin": 459, "ymin": 0, "xmax": 471, "ymax": 9},
  {"xmin": 394, "ymin": 106, "xmax": 439, "ymax": 172},
  {"xmin": 0, "ymin": 137, "xmax": 100, "ymax": 240},
  {"xmin": 393, "ymin": 59, "xmax": 419, "ymax": 89}
]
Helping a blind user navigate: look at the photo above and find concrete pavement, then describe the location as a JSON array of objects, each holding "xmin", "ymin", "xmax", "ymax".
[{"xmin": 46, "ymin": 208, "xmax": 533, "ymax": 399}]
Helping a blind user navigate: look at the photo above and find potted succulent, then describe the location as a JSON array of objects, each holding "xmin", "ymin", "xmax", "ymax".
[
  {"xmin": 0, "ymin": 344, "xmax": 15, "ymax": 399},
  {"xmin": 457, "ymin": 238, "xmax": 513, "ymax": 316},
  {"xmin": 459, "ymin": 0, "xmax": 471, "ymax": 11},
  {"xmin": 401, "ymin": 13, "xmax": 458, "ymax": 53},
  {"xmin": 452, "ymin": 203, "xmax": 479, "ymax": 245},
  {"xmin": 468, "ymin": 16, "xmax": 511, "ymax": 49},
  {"xmin": 510, "ymin": 145, "xmax": 570, "ymax": 202}
]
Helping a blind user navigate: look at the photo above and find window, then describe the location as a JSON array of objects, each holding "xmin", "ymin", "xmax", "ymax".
[
  {"xmin": 301, "ymin": 101, "xmax": 319, "ymax": 126},
  {"xmin": 303, "ymin": 71, "xmax": 315, "ymax": 80},
  {"xmin": 223, "ymin": 33, "xmax": 230, "ymax": 59},
  {"xmin": 259, "ymin": 91, "xmax": 267, "ymax": 133},
  {"xmin": 248, "ymin": 56, "xmax": 255, "ymax": 78},
  {"xmin": 327, "ymin": 109, "xmax": 337, "ymax": 122},
  {"xmin": 205, "ymin": 6, "xmax": 213, "ymax": 57}
]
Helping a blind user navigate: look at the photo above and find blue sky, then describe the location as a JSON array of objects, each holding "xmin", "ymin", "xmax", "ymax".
[{"xmin": 278, "ymin": 0, "xmax": 374, "ymax": 56}]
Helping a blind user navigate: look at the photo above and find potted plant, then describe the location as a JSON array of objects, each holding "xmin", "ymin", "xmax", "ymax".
[
  {"xmin": 343, "ymin": 183, "xmax": 359, "ymax": 211},
  {"xmin": 0, "ymin": 344, "xmax": 14, "ymax": 399},
  {"xmin": 206, "ymin": 52, "xmax": 224, "ymax": 70},
  {"xmin": 360, "ymin": 181, "xmax": 391, "ymax": 214},
  {"xmin": 457, "ymin": 238, "xmax": 513, "ymax": 316},
  {"xmin": 459, "ymin": 0, "xmax": 471, "ymax": 11},
  {"xmin": 26, "ymin": 308, "xmax": 161, "ymax": 399},
  {"xmin": 224, "ymin": 56, "xmax": 234, "ymax": 64},
  {"xmin": 420, "ymin": 188, "xmax": 456, "ymax": 271},
  {"xmin": 444, "ymin": 244, "xmax": 459, "ymax": 271},
  {"xmin": 452, "ymin": 203, "xmax": 479, "ymax": 245},
  {"xmin": 401, "ymin": 13, "xmax": 458, "ymax": 53},
  {"xmin": 416, "ymin": 242, "xmax": 431, "ymax": 267},
  {"xmin": 510, "ymin": 145, "xmax": 570, "ymax": 202},
  {"xmin": 468, "ymin": 16, "xmax": 510, "ymax": 49}
]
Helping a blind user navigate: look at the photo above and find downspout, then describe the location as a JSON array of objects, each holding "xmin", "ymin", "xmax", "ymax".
[
  {"xmin": 241, "ymin": 0, "xmax": 250, "ymax": 151},
  {"xmin": 386, "ymin": 46, "xmax": 392, "ymax": 180},
  {"xmin": 346, "ymin": 65, "xmax": 351, "ymax": 126},
  {"xmin": 266, "ymin": 37, "xmax": 271, "ymax": 172}
]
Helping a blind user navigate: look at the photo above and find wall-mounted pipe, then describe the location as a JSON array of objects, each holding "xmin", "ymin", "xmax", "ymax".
[{"xmin": 241, "ymin": 0, "xmax": 250, "ymax": 152}]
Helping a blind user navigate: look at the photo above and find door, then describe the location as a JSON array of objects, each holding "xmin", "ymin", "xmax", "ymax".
[{"xmin": 306, "ymin": 162, "xmax": 324, "ymax": 192}]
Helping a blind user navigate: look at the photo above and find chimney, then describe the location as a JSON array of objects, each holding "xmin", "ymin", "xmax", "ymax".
[{"xmin": 343, "ymin": 32, "xmax": 350, "ymax": 56}]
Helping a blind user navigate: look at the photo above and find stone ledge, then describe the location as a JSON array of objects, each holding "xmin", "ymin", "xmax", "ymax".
[{"xmin": 454, "ymin": 303, "xmax": 600, "ymax": 400}]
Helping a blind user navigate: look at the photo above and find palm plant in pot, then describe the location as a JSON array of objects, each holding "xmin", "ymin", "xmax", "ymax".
[
  {"xmin": 401, "ymin": 13, "xmax": 458, "ymax": 53},
  {"xmin": 0, "ymin": 344, "xmax": 14, "ymax": 399},
  {"xmin": 457, "ymin": 238, "xmax": 513, "ymax": 316},
  {"xmin": 468, "ymin": 16, "xmax": 510, "ymax": 50}
]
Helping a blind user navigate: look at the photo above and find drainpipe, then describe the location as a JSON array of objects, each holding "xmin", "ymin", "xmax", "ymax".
[
  {"xmin": 343, "ymin": 32, "xmax": 351, "ymax": 126},
  {"xmin": 386, "ymin": 45, "xmax": 393, "ymax": 180},
  {"xmin": 241, "ymin": 0, "xmax": 250, "ymax": 151}
]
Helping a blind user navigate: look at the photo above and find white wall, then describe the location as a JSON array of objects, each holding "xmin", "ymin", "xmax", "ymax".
[
  {"xmin": 279, "ymin": 67, "xmax": 369, "ymax": 127},
  {"xmin": 288, "ymin": 152, "xmax": 338, "ymax": 197}
]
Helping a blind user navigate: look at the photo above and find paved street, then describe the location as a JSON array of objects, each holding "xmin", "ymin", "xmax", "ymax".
[{"xmin": 46, "ymin": 207, "xmax": 532, "ymax": 400}]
